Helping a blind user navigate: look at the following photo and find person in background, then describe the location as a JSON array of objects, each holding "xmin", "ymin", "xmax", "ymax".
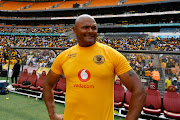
[
  {"xmin": 151, "ymin": 69, "xmax": 160, "ymax": 89},
  {"xmin": 165, "ymin": 76, "xmax": 172, "ymax": 91},
  {"xmin": 11, "ymin": 59, "xmax": 20, "ymax": 84},
  {"xmin": 43, "ymin": 14, "xmax": 147, "ymax": 120},
  {"xmin": 172, "ymin": 77, "xmax": 179, "ymax": 93}
]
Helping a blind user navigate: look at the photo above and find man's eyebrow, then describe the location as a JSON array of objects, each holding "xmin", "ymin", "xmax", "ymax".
[{"xmin": 82, "ymin": 25, "xmax": 96, "ymax": 27}]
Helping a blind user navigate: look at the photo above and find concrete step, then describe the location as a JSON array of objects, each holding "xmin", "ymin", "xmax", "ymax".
[{"xmin": 160, "ymin": 91, "xmax": 166, "ymax": 97}]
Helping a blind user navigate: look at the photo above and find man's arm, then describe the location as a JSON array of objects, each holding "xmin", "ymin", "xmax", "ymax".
[
  {"xmin": 43, "ymin": 70, "xmax": 63, "ymax": 120},
  {"xmin": 118, "ymin": 69, "xmax": 147, "ymax": 120}
]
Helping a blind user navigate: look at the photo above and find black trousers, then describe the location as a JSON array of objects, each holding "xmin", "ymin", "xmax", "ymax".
[
  {"xmin": 11, "ymin": 74, "xmax": 18, "ymax": 84},
  {"xmin": 153, "ymin": 80, "xmax": 158, "ymax": 89}
]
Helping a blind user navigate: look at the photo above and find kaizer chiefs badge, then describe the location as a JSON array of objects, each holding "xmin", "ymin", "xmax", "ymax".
[
  {"xmin": 93, "ymin": 55, "xmax": 105, "ymax": 65},
  {"xmin": 170, "ymin": 87, "xmax": 174, "ymax": 91}
]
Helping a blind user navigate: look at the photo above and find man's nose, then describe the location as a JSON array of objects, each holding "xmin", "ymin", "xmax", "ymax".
[{"xmin": 87, "ymin": 28, "xmax": 93, "ymax": 32}]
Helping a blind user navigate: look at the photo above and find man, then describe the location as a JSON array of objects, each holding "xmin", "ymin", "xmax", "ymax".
[
  {"xmin": 11, "ymin": 59, "xmax": 20, "ymax": 84},
  {"xmin": 43, "ymin": 14, "xmax": 146, "ymax": 120},
  {"xmin": 165, "ymin": 77, "xmax": 172, "ymax": 91},
  {"xmin": 172, "ymin": 77, "xmax": 179, "ymax": 93},
  {"xmin": 151, "ymin": 69, "xmax": 160, "ymax": 89}
]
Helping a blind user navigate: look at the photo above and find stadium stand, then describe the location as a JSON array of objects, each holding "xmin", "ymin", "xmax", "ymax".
[
  {"xmin": 123, "ymin": 0, "xmax": 165, "ymax": 5},
  {"xmin": 25, "ymin": 2, "xmax": 63, "ymax": 10},
  {"xmin": 0, "ymin": 1, "xmax": 5, "ymax": 5},
  {"xmin": 0, "ymin": 0, "xmax": 179, "ymax": 119},
  {"xmin": 87, "ymin": 0, "xmax": 118, "ymax": 7},
  {"xmin": 160, "ymin": 28, "xmax": 179, "ymax": 33},
  {"xmin": 163, "ymin": 85, "xmax": 180, "ymax": 119},
  {"xmin": 0, "ymin": 1, "xmax": 34, "ymax": 10},
  {"xmin": 54, "ymin": 0, "xmax": 89, "ymax": 9}
]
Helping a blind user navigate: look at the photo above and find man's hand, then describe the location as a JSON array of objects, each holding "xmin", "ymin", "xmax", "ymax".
[{"xmin": 50, "ymin": 113, "xmax": 64, "ymax": 120}]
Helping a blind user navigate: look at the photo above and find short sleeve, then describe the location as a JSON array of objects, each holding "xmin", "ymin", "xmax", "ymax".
[
  {"xmin": 51, "ymin": 53, "xmax": 64, "ymax": 75},
  {"xmin": 107, "ymin": 47, "xmax": 132, "ymax": 76}
]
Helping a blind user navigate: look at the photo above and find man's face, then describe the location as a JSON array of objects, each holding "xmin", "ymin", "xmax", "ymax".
[{"xmin": 73, "ymin": 17, "xmax": 97, "ymax": 47}]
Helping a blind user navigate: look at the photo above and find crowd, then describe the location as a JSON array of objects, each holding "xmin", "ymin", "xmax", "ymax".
[
  {"xmin": 0, "ymin": 27, "xmax": 179, "ymax": 91},
  {"xmin": 0, "ymin": 35, "xmax": 76, "ymax": 48},
  {"xmin": 1, "ymin": 35, "xmax": 179, "ymax": 71},
  {"xmin": 0, "ymin": 26, "xmax": 72, "ymax": 33},
  {"xmin": 0, "ymin": 35, "xmax": 150, "ymax": 67},
  {"xmin": 98, "ymin": 37, "xmax": 147, "ymax": 50},
  {"xmin": 155, "ymin": 37, "xmax": 180, "ymax": 51},
  {"xmin": 156, "ymin": 37, "xmax": 180, "ymax": 81}
]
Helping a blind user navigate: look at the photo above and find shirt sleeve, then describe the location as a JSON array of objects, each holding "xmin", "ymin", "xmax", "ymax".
[
  {"xmin": 51, "ymin": 52, "xmax": 64, "ymax": 75},
  {"xmin": 108, "ymin": 47, "xmax": 132, "ymax": 76}
]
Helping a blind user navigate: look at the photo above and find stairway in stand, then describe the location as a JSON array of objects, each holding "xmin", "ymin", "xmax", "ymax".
[{"xmin": 151, "ymin": 44, "xmax": 165, "ymax": 97}]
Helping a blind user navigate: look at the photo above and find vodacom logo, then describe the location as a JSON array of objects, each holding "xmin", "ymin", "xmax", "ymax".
[{"xmin": 78, "ymin": 69, "xmax": 91, "ymax": 82}]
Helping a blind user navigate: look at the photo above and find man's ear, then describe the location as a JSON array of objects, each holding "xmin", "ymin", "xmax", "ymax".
[{"xmin": 73, "ymin": 26, "xmax": 77, "ymax": 35}]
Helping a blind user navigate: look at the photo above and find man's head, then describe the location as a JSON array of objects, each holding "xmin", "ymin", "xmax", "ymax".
[
  {"xmin": 172, "ymin": 77, "xmax": 178, "ymax": 82},
  {"xmin": 73, "ymin": 14, "xmax": 97, "ymax": 47}
]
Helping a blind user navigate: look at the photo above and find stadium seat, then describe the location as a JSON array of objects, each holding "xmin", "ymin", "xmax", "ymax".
[
  {"xmin": 54, "ymin": 75, "xmax": 66, "ymax": 96},
  {"xmin": 124, "ymin": 0, "xmax": 165, "ymax": 5},
  {"xmin": 163, "ymin": 85, "xmax": 180, "ymax": 119},
  {"xmin": 30, "ymin": 71, "xmax": 46, "ymax": 91},
  {"xmin": 19, "ymin": 70, "xmax": 37, "ymax": 89},
  {"xmin": 123, "ymin": 89, "xmax": 132, "ymax": 110},
  {"xmin": 114, "ymin": 78, "xmax": 125, "ymax": 108},
  {"xmin": 40, "ymin": 80, "xmax": 57, "ymax": 92},
  {"xmin": 88, "ymin": 0, "xmax": 118, "ymax": 7},
  {"xmin": 143, "ymin": 82, "xmax": 162, "ymax": 115},
  {"xmin": 12, "ymin": 69, "xmax": 29, "ymax": 88},
  {"xmin": 0, "ymin": 1, "xmax": 34, "ymax": 10}
]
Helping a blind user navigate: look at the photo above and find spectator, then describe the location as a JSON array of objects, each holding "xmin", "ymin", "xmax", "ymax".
[
  {"xmin": 151, "ymin": 69, "xmax": 160, "ymax": 89},
  {"xmin": 11, "ymin": 59, "xmax": 20, "ymax": 84},
  {"xmin": 165, "ymin": 77, "xmax": 172, "ymax": 91},
  {"xmin": 172, "ymin": 77, "xmax": 179, "ymax": 93}
]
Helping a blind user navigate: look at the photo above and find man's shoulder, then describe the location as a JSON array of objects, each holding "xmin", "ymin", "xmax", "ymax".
[
  {"xmin": 96, "ymin": 42, "xmax": 115, "ymax": 50},
  {"xmin": 165, "ymin": 79, "xmax": 169, "ymax": 82},
  {"xmin": 96, "ymin": 42, "xmax": 125, "ymax": 59},
  {"xmin": 56, "ymin": 45, "xmax": 77, "ymax": 58},
  {"xmin": 60, "ymin": 45, "xmax": 77, "ymax": 53}
]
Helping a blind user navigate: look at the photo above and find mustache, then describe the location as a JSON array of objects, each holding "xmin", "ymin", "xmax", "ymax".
[{"xmin": 84, "ymin": 34, "xmax": 96, "ymax": 37}]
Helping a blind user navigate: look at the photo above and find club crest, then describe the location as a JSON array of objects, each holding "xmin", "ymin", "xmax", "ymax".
[{"xmin": 93, "ymin": 55, "xmax": 105, "ymax": 65}]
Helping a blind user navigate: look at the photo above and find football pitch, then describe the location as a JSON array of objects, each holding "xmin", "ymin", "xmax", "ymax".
[{"xmin": 0, "ymin": 78, "xmax": 124, "ymax": 120}]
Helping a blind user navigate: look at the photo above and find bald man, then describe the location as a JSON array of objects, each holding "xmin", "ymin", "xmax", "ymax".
[{"xmin": 43, "ymin": 14, "xmax": 146, "ymax": 120}]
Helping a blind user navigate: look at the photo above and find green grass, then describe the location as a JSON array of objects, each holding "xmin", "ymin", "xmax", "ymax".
[
  {"xmin": 0, "ymin": 77, "xmax": 125, "ymax": 120},
  {"xmin": 0, "ymin": 77, "xmax": 10, "ymax": 80},
  {"xmin": 0, "ymin": 92, "xmax": 65, "ymax": 120},
  {"xmin": 0, "ymin": 93, "xmax": 124, "ymax": 120}
]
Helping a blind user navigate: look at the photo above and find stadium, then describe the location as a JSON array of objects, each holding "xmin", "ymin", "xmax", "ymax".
[{"xmin": 0, "ymin": 0, "xmax": 180, "ymax": 120}]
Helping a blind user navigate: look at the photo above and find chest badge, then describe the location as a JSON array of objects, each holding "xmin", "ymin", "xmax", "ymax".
[{"xmin": 93, "ymin": 55, "xmax": 105, "ymax": 65}]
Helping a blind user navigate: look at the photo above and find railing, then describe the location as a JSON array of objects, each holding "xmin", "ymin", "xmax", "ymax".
[{"xmin": 3, "ymin": 47, "xmax": 180, "ymax": 92}]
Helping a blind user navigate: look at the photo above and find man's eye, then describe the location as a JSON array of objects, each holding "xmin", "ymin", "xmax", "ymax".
[
  {"xmin": 92, "ymin": 26, "xmax": 97, "ymax": 30},
  {"xmin": 83, "ymin": 26, "xmax": 89, "ymax": 29}
]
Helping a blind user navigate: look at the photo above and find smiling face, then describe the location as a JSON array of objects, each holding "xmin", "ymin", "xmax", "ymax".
[{"xmin": 73, "ymin": 15, "xmax": 98, "ymax": 47}]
